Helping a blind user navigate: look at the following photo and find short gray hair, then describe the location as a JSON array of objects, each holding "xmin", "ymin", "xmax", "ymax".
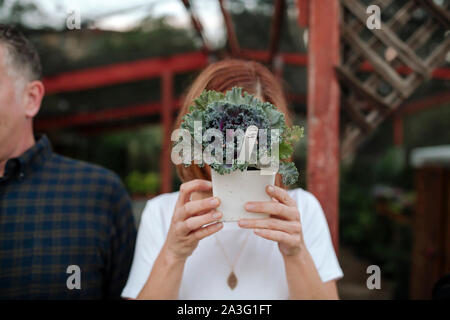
[{"xmin": 0, "ymin": 24, "xmax": 42, "ymax": 81}]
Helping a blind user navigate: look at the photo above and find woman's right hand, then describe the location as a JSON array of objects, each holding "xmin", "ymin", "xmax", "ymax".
[{"xmin": 162, "ymin": 179, "xmax": 223, "ymax": 262}]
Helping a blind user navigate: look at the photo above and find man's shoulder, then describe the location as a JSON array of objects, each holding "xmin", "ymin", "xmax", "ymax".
[{"xmin": 46, "ymin": 153, "xmax": 124, "ymax": 189}]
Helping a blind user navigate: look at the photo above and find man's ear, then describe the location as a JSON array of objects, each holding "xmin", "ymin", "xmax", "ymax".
[{"xmin": 24, "ymin": 80, "xmax": 45, "ymax": 119}]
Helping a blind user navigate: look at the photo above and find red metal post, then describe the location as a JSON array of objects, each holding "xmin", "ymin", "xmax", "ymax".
[
  {"xmin": 268, "ymin": 0, "xmax": 285, "ymax": 65},
  {"xmin": 305, "ymin": 0, "xmax": 340, "ymax": 251},
  {"xmin": 393, "ymin": 115, "xmax": 404, "ymax": 146},
  {"xmin": 296, "ymin": 0, "xmax": 309, "ymax": 27},
  {"xmin": 161, "ymin": 71, "xmax": 174, "ymax": 194}
]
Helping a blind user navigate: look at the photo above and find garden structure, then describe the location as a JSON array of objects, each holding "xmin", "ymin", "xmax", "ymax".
[{"xmin": 35, "ymin": 0, "xmax": 450, "ymax": 272}]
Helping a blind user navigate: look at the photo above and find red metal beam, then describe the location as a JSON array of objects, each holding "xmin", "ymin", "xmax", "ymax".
[
  {"xmin": 43, "ymin": 51, "xmax": 208, "ymax": 94},
  {"xmin": 397, "ymin": 91, "xmax": 450, "ymax": 116},
  {"xmin": 360, "ymin": 61, "xmax": 450, "ymax": 80},
  {"xmin": 41, "ymin": 50, "xmax": 449, "ymax": 96},
  {"xmin": 36, "ymin": 94, "xmax": 307, "ymax": 133},
  {"xmin": 305, "ymin": 0, "xmax": 340, "ymax": 251},
  {"xmin": 160, "ymin": 71, "xmax": 174, "ymax": 193},
  {"xmin": 242, "ymin": 50, "xmax": 450, "ymax": 80},
  {"xmin": 219, "ymin": 0, "xmax": 241, "ymax": 57},
  {"xmin": 36, "ymin": 90, "xmax": 448, "ymax": 134},
  {"xmin": 281, "ymin": 52, "xmax": 308, "ymax": 65},
  {"xmin": 287, "ymin": 93, "xmax": 307, "ymax": 104},
  {"xmin": 35, "ymin": 99, "xmax": 181, "ymax": 131},
  {"xmin": 77, "ymin": 122, "xmax": 167, "ymax": 136},
  {"xmin": 240, "ymin": 50, "xmax": 308, "ymax": 65},
  {"xmin": 241, "ymin": 50, "xmax": 270, "ymax": 63},
  {"xmin": 432, "ymin": 68, "xmax": 450, "ymax": 81},
  {"xmin": 268, "ymin": 0, "xmax": 286, "ymax": 65}
]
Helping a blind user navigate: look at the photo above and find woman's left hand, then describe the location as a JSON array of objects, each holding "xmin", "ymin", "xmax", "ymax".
[{"xmin": 239, "ymin": 185, "xmax": 304, "ymax": 257}]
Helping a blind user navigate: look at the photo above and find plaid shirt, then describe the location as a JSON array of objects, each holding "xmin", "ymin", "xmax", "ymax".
[{"xmin": 0, "ymin": 135, "xmax": 136, "ymax": 299}]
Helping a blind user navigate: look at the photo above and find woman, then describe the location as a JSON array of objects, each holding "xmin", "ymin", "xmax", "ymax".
[{"xmin": 121, "ymin": 60, "xmax": 343, "ymax": 300}]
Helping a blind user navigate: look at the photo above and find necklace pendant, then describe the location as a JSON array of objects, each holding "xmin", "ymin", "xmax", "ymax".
[{"xmin": 227, "ymin": 271, "xmax": 238, "ymax": 290}]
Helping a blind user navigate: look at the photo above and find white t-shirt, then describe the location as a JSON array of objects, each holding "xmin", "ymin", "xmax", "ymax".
[{"xmin": 122, "ymin": 188, "xmax": 343, "ymax": 299}]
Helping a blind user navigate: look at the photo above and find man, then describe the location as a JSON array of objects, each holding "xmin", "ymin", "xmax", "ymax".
[{"xmin": 0, "ymin": 24, "xmax": 136, "ymax": 299}]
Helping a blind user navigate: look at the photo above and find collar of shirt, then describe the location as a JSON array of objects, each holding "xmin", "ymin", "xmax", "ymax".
[{"xmin": 0, "ymin": 134, "xmax": 52, "ymax": 183}]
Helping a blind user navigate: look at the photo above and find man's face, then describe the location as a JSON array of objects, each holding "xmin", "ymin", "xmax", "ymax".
[{"xmin": 0, "ymin": 45, "xmax": 27, "ymax": 162}]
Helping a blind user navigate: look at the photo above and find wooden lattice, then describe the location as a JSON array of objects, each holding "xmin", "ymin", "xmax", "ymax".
[{"xmin": 338, "ymin": 0, "xmax": 450, "ymax": 158}]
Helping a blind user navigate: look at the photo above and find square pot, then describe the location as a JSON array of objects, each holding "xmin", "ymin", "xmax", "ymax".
[{"xmin": 211, "ymin": 169, "xmax": 276, "ymax": 222}]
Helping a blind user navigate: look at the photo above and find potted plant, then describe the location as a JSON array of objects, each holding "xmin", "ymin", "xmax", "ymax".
[{"xmin": 176, "ymin": 87, "xmax": 303, "ymax": 221}]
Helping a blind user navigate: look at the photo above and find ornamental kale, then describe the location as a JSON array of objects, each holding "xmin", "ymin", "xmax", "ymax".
[
  {"xmin": 205, "ymin": 103, "xmax": 270, "ymax": 135},
  {"xmin": 179, "ymin": 87, "xmax": 304, "ymax": 185}
]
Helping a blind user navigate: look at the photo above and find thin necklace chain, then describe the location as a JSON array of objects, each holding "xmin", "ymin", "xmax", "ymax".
[{"xmin": 214, "ymin": 231, "xmax": 251, "ymax": 270}]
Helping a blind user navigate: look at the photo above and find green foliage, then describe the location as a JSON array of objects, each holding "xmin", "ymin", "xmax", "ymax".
[
  {"xmin": 374, "ymin": 147, "xmax": 405, "ymax": 181},
  {"xmin": 280, "ymin": 126, "xmax": 304, "ymax": 159},
  {"xmin": 192, "ymin": 90, "xmax": 225, "ymax": 111},
  {"xmin": 125, "ymin": 171, "xmax": 160, "ymax": 195},
  {"xmin": 340, "ymin": 145, "xmax": 413, "ymax": 298},
  {"xmin": 279, "ymin": 162, "xmax": 299, "ymax": 186},
  {"xmin": 180, "ymin": 87, "xmax": 303, "ymax": 184}
]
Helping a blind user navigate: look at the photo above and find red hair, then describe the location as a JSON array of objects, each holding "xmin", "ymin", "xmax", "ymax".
[{"xmin": 174, "ymin": 59, "xmax": 291, "ymax": 186}]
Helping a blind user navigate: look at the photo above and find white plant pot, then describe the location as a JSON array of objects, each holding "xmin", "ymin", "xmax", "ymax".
[{"xmin": 211, "ymin": 169, "xmax": 276, "ymax": 222}]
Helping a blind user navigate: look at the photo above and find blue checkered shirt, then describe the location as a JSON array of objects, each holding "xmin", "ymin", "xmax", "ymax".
[{"xmin": 0, "ymin": 135, "xmax": 136, "ymax": 299}]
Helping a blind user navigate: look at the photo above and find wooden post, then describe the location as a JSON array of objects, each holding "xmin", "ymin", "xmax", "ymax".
[
  {"xmin": 305, "ymin": 0, "xmax": 340, "ymax": 251},
  {"xmin": 411, "ymin": 166, "xmax": 450, "ymax": 299},
  {"xmin": 161, "ymin": 71, "xmax": 173, "ymax": 193}
]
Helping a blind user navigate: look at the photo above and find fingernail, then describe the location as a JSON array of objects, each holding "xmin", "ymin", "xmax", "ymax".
[
  {"xmin": 239, "ymin": 220, "xmax": 248, "ymax": 227},
  {"xmin": 210, "ymin": 198, "xmax": 219, "ymax": 206},
  {"xmin": 213, "ymin": 211, "xmax": 222, "ymax": 219},
  {"xmin": 267, "ymin": 185, "xmax": 274, "ymax": 193},
  {"xmin": 245, "ymin": 203, "xmax": 255, "ymax": 210}
]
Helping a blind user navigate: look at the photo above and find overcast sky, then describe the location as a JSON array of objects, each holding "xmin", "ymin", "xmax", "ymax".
[{"xmin": 1, "ymin": 0, "xmax": 226, "ymax": 47}]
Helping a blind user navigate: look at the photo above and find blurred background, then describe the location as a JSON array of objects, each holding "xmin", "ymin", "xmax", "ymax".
[{"xmin": 1, "ymin": 0, "xmax": 449, "ymax": 299}]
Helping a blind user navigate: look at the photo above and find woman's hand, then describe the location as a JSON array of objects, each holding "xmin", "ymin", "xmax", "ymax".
[
  {"xmin": 239, "ymin": 185, "xmax": 339, "ymax": 299},
  {"xmin": 239, "ymin": 185, "xmax": 304, "ymax": 257},
  {"xmin": 163, "ymin": 179, "xmax": 223, "ymax": 262}
]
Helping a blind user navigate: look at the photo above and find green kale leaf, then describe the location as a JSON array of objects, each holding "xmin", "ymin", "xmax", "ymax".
[{"xmin": 279, "ymin": 162, "xmax": 300, "ymax": 186}]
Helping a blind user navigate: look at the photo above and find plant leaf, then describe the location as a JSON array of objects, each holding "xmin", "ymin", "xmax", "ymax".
[
  {"xmin": 279, "ymin": 162, "xmax": 299, "ymax": 185},
  {"xmin": 279, "ymin": 141, "xmax": 294, "ymax": 160},
  {"xmin": 193, "ymin": 90, "xmax": 225, "ymax": 111}
]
